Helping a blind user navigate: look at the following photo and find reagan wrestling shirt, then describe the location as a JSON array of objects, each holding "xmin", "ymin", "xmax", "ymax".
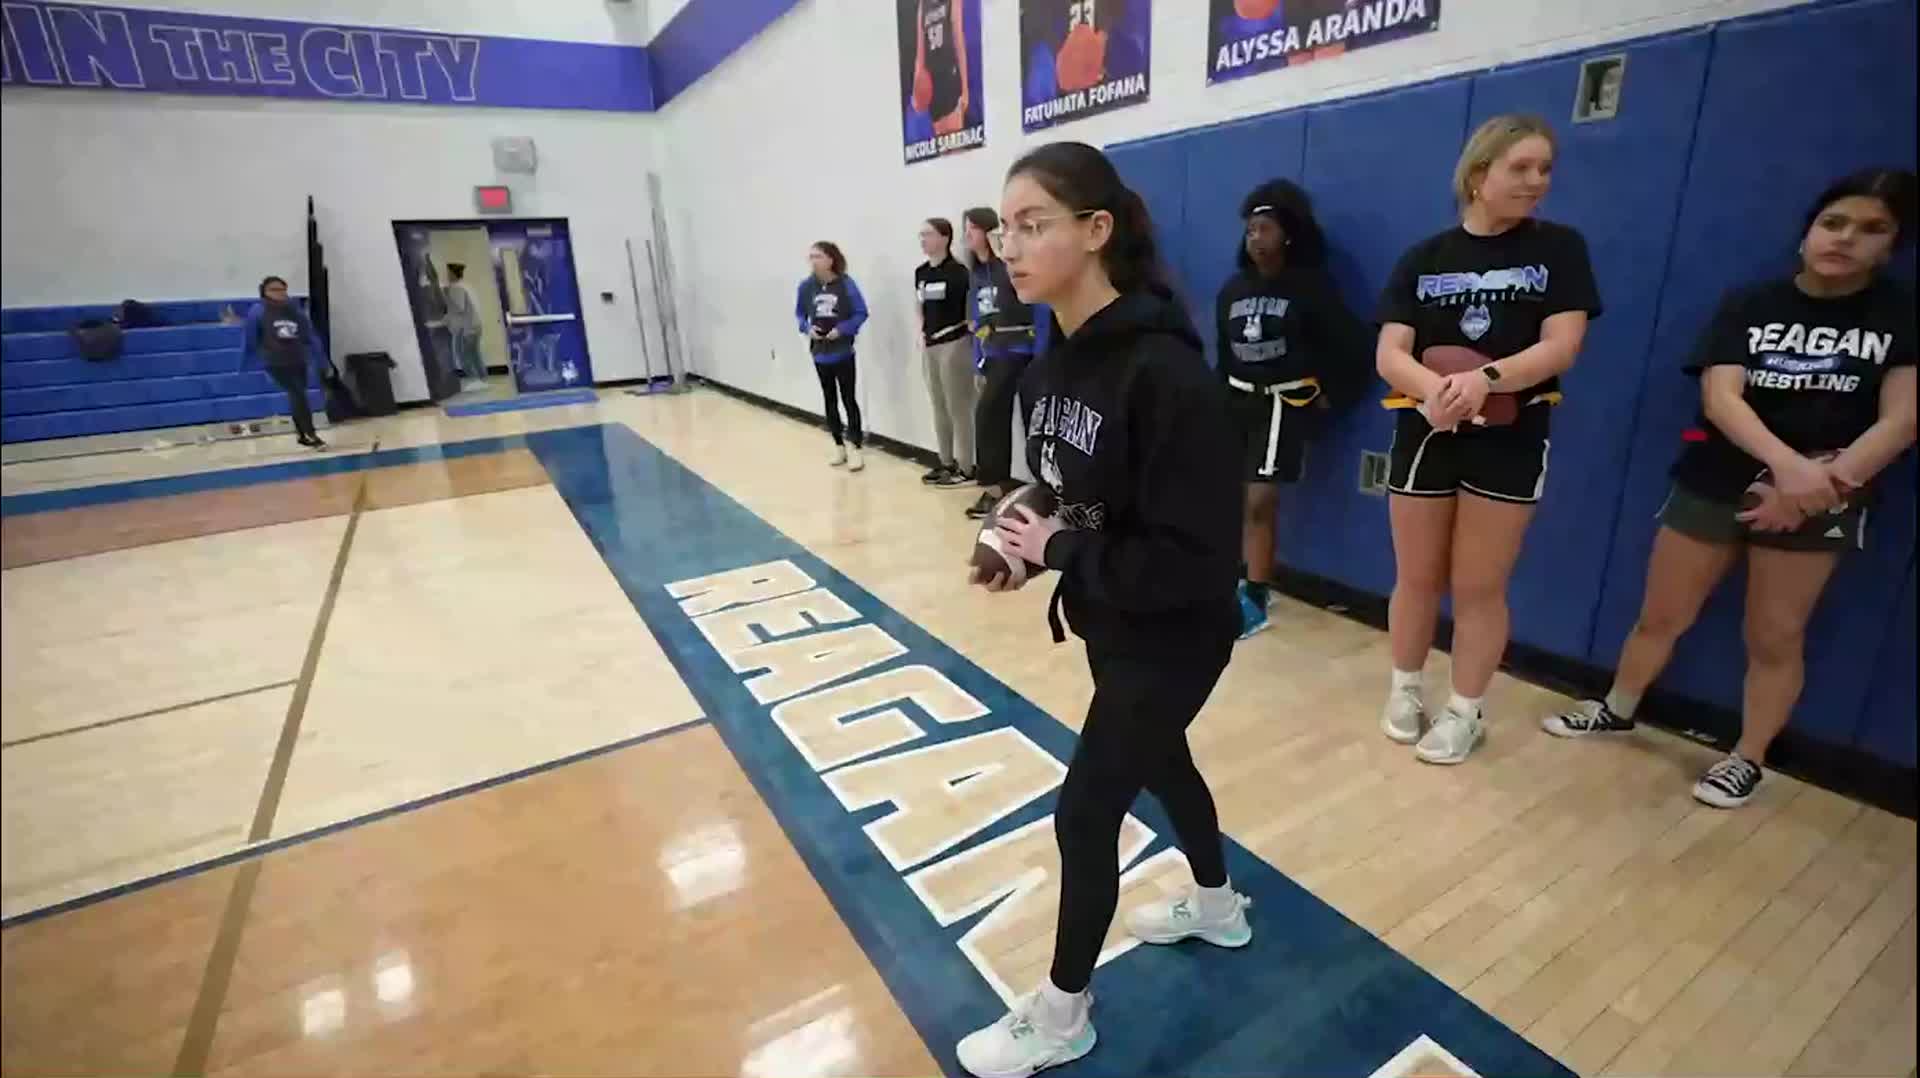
[{"xmin": 1672, "ymin": 276, "xmax": 1916, "ymax": 502}]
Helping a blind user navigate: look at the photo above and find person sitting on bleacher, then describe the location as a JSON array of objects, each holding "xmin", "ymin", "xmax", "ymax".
[{"xmin": 243, "ymin": 276, "xmax": 329, "ymax": 450}]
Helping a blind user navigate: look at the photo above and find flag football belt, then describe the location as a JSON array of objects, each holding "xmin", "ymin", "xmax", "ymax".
[
  {"xmin": 1227, "ymin": 375, "xmax": 1321, "ymax": 408},
  {"xmin": 1381, "ymin": 389, "xmax": 1563, "ymax": 428}
]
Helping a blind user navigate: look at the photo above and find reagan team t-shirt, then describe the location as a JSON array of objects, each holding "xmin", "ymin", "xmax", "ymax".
[
  {"xmin": 1377, "ymin": 218, "xmax": 1603, "ymax": 402},
  {"xmin": 1672, "ymin": 276, "xmax": 1916, "ymax": 501}
]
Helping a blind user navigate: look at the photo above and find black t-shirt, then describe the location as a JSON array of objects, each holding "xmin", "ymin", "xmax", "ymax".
[
  {"xmin": 1377, "ymin": 219, "xmax": 1603, "ymax": 401},
  {"xmin": 916, "ymin": 256, "xmax": 970, "ymax": 344},
  {"xmin": 1215, "ymin": 266, "xmax": 1370, "ymax": 391},
  {"xmin": 1672, "ymin": 276, "xmax": 1917, "ymax": 501}
]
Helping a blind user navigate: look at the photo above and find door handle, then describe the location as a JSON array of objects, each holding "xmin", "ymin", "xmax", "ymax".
[{"xmin": 506, "ymin": 313, "xmax": 577, "ymax": 325}]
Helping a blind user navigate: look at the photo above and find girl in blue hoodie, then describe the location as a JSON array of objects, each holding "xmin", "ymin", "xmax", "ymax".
[{"xmin": 794, "ymin": 241, "xmax": 870, "ymax": 469}]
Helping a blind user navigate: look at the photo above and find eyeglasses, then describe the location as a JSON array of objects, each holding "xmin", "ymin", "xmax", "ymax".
[{"xmin": 989, "ymin": 210, "xmax": 1098, "ymax": 249}]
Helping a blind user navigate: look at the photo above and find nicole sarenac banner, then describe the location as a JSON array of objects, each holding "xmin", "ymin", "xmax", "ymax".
[
  {"xmin": 1020, "ymin": 0, "xmax": 1150, "ymax": 132},
  {"xmin": 0, "ymin": 1, "xmax": 654, "ymax": 111},
  {"xmin": 1208, "ymin": 0, "xmax": 1440, "ymax": 85},
  {"xmin": 899, "ymin": 0, "xmax": 985, "ymax": 165}
]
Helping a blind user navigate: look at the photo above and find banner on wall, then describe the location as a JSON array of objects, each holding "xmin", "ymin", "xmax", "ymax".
[
  {"xmin": 1207, "ymin": 0, "xmax": 1441, "ymax": 85},
  {"xmin": 0, "ymin": 0, "xmax": 653, "ymax": 111},
  {"xmin": 1020, "ymin": 0, "xmax": 1151, "ymax": 132},
  {"xmin": 898, "ymin": 0, "xmax": 986, "ymax": 165}
]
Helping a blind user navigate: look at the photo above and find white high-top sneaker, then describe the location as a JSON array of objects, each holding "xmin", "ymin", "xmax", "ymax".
[
  {"xmin": 1415, "ymin": 701, "xmax": 1485, "ymax": 765},
  {"xmin": 1126, "ymin": 886, "xmax": 1253, "ymax": 947},
  {"xmin": 829, "ymin": 445, "xmax": 848, "ymax": 467},
  {"xmin": 1381, "ymin": 684, "xmax": 1426, "ymax": 744},
  {"xmin": 848, "ymin": 446, "xmax": 866, "ymax": 472},
  {"xmin": 956, "ymin": 989, "xmax": 1096, "ymax": 1078}
]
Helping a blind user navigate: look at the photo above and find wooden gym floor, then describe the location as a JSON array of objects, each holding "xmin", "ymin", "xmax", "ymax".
[{"xmin": 1, "ymin": 388, "xmax": 1912, "ymax": 1077}]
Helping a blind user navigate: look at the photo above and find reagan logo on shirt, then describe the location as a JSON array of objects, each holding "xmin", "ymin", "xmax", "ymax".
[
  {"xmin": 272, "ymin": 319, "xmax": 300, "ymax": 339},
  {"xmin": 1746, "ymin": 322, "xmax": 1893, "ymax": 365},
  {"xmin": 812, "ymin": 292, "xmax": 840, "ymax": 318},
  {"xmin": 976, "ymin": 286, "xmax": 1000, "ymax": 317}
]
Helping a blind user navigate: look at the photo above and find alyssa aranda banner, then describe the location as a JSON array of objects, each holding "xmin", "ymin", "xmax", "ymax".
[
  {"xmin": 1020, "ymin": 0, "xmax": 1150, "ymax": 132},
  {"xmin": 1208, "ymin": 0, "xmax": 1440, "ymax": 85},
  {"xmin": 899, "ymin": 0, "xmax": 985, "ymax": 165},
  {"xmin": 0, "ymin": 1, "xmax": 654, "ymax": 111}
]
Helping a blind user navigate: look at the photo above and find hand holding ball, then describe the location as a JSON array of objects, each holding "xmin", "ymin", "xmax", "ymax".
[{"xmin": 969, "ymin": 484, "xmax": 1062, "ymax": 590}]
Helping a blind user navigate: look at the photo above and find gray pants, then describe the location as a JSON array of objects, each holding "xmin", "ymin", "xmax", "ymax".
[
  {"xmin": 924, "ymin": 335, "xmax": 977, "ymax": 470},
  {"xmin": 452, "ymin": 330, "xmax": 485, "ymax": 381}
]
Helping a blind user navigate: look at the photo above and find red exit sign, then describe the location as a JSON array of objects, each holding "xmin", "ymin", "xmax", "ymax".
[{"xmin": 474, "ymin": 185, "xmax": 513, "ymax": 214}]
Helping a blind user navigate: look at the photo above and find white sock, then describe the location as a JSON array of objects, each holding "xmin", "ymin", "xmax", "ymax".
[
  {"xmin": 1195, "ymin": 881, "xmax": 1237, "ymax": 918},
  {"xmin": 1446, "ymin": 692, "xmax": 1483, "ymax": 719},
  {"xmin": 1038, "ymin": 977, "xmax": 1088, "ymax": 1028},
  {"xmin": 1391, "ymin": 668, "xmax": 1422, "ymax": 695},
  {"xmin": 1604, "ymin": 687, "xmax": 1641, "ymax": 719}
]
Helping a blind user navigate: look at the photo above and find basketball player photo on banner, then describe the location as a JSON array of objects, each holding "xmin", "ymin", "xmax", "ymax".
[
  {"xmin": 899, "ymin": 0, "xmax": 987, "ymax": 165},
  {"xmin": 1020, "ymin": 0, "xmax": 1152, "ymax": 132},
  {"xmin": 1208, "ymin": 0, "xmax": 1442, "ymax": 85}
]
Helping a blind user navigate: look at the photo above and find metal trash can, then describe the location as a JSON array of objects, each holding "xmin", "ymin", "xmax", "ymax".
[{"xmin": 346, "ymin": 352, "xmax": 398, "ymax": 417}]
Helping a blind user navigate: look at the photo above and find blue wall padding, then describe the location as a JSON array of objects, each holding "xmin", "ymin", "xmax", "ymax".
[
  {"xmin": 1178, "ymin": 112, "xmax": 1308, "ymax": 367},
  {"xmin": 1589, "ymin": 0, "xmax": 1917, "ymax": 747},
  {"xmin": 1462, "ymin": 30, "xmax": 1713, "ymax": 660},
  {"xmin": 1856, "ymin": 564, "xmax": 1917, "ymax": 768},
  {"xmin": 1108, "ymin": 133, "xmax": 1196, "ymax": 322},
  {"xmin": 1277, "ymin": 79, "xmax": 1471, "ymax": 598}
]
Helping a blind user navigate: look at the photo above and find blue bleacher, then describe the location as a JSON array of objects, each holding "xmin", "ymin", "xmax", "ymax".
[{"xmin": 0, "ymin": 297, "xmax": 323, "ymax": 443}]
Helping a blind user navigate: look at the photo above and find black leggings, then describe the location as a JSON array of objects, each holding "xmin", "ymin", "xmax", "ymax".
[
  {"xmin": 267, "ymin": 364, "xmax": 317, "ymax": 440},
  {"xmin": 1050, "ymin": 642, "xmax": 1232, "ymax": 993},
  {"xmin": 815, "ymin": 356, "xmax": 863, "ymax": 447},
  {"xmin": 974, "ymin": 353, "xmax": 1030, "ymax": 488}
]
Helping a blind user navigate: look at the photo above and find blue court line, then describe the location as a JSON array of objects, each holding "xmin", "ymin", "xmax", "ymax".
[
  {"xmin": 0, "ymin": 715, "xmax": 710, "ymax": 930},
  {"xmin": 0, "ymin": 435, "xmax": 531, "ymax": 517},
  {"xmin": 526, "ymin": 422, "xmax": 1572, "ymax": 1078},
  {"xmin": 443, "ymin": 388, "xmax": 599, "ymax": 417}
]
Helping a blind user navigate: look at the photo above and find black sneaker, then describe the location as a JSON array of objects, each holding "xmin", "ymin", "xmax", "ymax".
[
  {"xmin": 922, "ymin": 464, "xmax": 952, "ymax": 485},
  {"xmin": 1541, "ymin": 700, "xmax": 1636, "ymax": 738},
  {"xmin": 1693, "ymin": 754, "xmax": 1762, "ymax": 809},
  {"xmin": 965, "ymin": 491, "xmax": 998, "ymax": 519},
  {"xmin": 936, "ymin": 468, "xmax": 974, "ymax": 488}
]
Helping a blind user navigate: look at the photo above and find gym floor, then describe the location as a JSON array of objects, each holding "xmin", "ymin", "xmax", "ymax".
[{"xmin": 2, "ymin": 388, "xmax": 1913, "ymax": 1077}]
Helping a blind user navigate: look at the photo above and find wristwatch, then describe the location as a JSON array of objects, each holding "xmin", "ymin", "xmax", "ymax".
[{"xmin": 1481, "ymin": 364, "xmax": 1503, "ymax": 384}]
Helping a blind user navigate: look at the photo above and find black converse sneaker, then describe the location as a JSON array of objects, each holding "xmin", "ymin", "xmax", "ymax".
[
  {"xmin": 1693, "ymin": 754, "xmax": 1762, "ymax": 809},
  {"xmin": 1542, "ymin": 699, "xmax": 1636, "ymax": 738},
  {"xmin": 965, "ymin": 491, "xmax": 998, "ymax": 519}
]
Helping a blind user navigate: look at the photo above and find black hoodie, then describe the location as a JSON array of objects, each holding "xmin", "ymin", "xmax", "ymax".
[{"xmin": 1022, "ymin": 291, "xmax": 1243, "ymax": 655}]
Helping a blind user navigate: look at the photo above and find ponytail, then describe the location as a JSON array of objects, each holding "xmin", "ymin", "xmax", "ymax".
[{"xmin": 1006, "ymin": 141, "xmax": 1174, "ymax": 300}]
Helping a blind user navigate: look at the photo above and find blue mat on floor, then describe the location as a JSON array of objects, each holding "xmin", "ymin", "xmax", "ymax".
[{"xmin": 444, "ymin": 388, "xmax": 597, "ymax": 417}]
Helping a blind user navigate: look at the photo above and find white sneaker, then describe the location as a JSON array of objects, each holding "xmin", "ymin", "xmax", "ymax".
[
  {"xmin": 956, "ymin": 992, "xmax": 1096, "ymax": 1078},
  {"xmin": 1381, "ymin": 686, "xmax": 1426, "ymax": 744},
  {"xmin": 1416, "ymin": 704, "xmax": 1485, "ymax": 765},
  {"xmin": 829, "ymin": 445, "xmax": 848, "ymax": 467},
  {"xmin": 848, "ymin": 446, "xmax": 865, "ymax": 472},
  {"xmin": 1126, "ymin": 887, "xmax": 1253, "ymax": 947}
]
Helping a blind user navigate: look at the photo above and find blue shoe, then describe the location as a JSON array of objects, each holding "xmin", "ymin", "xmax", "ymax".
[{"xmin": 1236, "ymin": 586, "xmax": 1271, "ymax": 640}]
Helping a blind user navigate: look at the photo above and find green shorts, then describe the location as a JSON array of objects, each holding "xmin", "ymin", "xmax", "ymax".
[{"xmin": 1659, "ymin": 483, "xmax": 1867, "ymax": 552}]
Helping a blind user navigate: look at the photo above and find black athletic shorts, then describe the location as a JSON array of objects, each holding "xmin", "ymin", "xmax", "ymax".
[
  {"xmin": 1659, "ymin": 482, "xmax": 1868, "ymax": 553},
  {"xmin": 1387, "ymin": 407, "xmax": 1551, "ymax": 505},
  {"xmin": 1228, "ymin": 384, "xmax": 1314, "ymax": 484}
]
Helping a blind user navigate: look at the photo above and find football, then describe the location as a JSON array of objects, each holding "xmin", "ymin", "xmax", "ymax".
[
  {"xmin": 1420, "ymin": 344, "xmax": 1514, "ymax": 427},
  {"xmin": 969, "ymin": 483, "xmax": 1061, "ymax": 586}
]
